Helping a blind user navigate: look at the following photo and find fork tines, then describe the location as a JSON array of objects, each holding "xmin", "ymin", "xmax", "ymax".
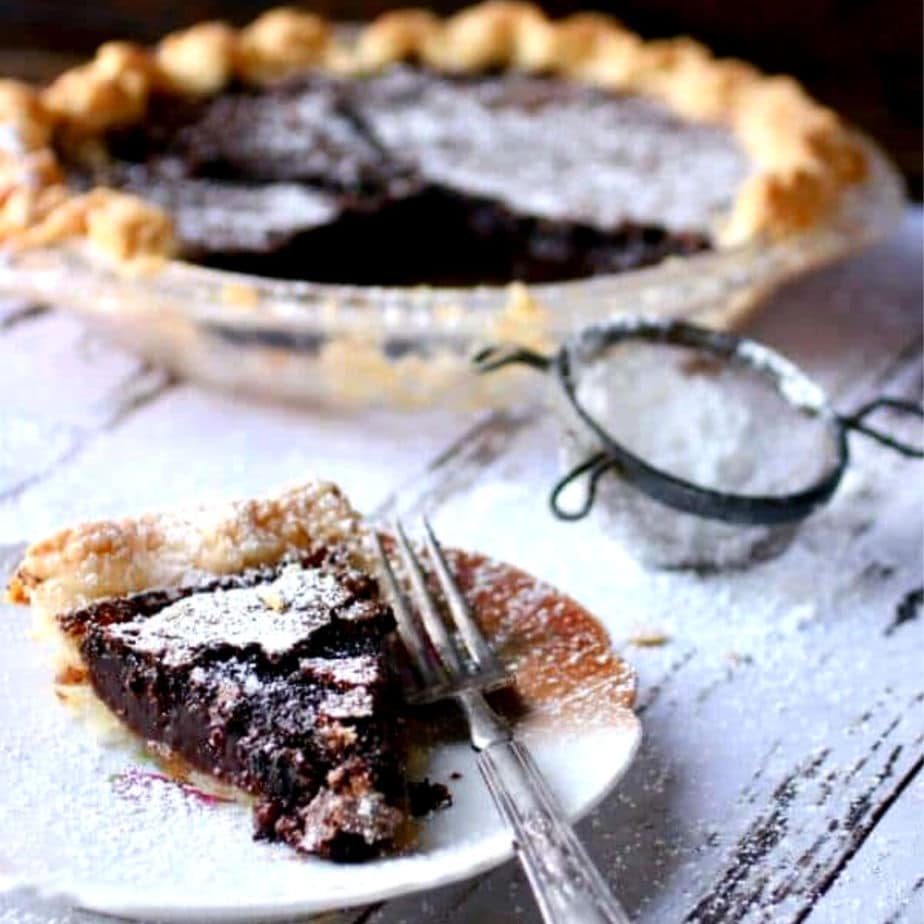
[{"xmin": 372, "ymin": 518, "xmax": 510, "ymax": 705}]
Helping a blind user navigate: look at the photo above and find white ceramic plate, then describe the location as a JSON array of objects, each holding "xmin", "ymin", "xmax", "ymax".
[{"xmin": 0, "ymin": 553, "xmax": 640, "ymax": 922}]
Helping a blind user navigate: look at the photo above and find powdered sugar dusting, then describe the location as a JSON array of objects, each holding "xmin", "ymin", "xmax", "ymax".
[
  {"xmin": 361, "ymin": 68, "xmax": 749, "ymax": 234},
  {"xmin": 111, "ymin": 767, "xmax": 236, "ymax": 808},
  {"xmin": 301, "ymin": 654, "xmax": 381, "ymax": 686},
  {"xmin": 558, "ymin": 338, "xmax": 841, "ymax": 568},
  {"xmin": 111, "ymin": 172, "xmax": 340, "ymax": 253},
  {"xmin": 445, "ymin": 548, "xmax": 636, "ymax": 728},
  {"xmin": 108, "ymin": 564, "xmax": 350, "ymax": 665}
]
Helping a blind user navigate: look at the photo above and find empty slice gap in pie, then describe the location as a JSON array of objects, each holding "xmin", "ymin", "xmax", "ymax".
[{"xmin": 0, "ymin": 2, "xmax": 867, "ymax": 285}]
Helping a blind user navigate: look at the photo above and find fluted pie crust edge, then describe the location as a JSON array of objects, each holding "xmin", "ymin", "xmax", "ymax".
[{"xmin": 0, "ymin": 1, "xmax": 867, "ymax": 267}]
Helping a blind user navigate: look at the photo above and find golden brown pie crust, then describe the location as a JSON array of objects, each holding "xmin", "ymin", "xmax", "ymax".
[
  {"xmin": 6, "ymin": 482, "xmax": 372, "ymax": 646},
  {"xmin": 0, "ymin": 2, "xmax": 867, "ymax": 265}
]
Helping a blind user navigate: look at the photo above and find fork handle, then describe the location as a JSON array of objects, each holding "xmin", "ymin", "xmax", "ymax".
[{"xmin": 463, "ymin": 695, "xmax": 631, "ymax": 923}]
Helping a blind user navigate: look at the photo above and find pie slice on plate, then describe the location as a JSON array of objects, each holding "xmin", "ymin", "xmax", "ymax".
[
  {"xmin": 2, "ymin": 483, "xmax": 641, "ymax": 916},
  {"xmin": 6, "ymin": 481, "xmax": 407, "ymax": 860}
]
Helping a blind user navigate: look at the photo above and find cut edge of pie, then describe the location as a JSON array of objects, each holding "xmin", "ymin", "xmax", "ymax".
[
  {"xmin": 0, "ymin": 1, "xmax": 867, "ymax": 269},
  {"xmin": 6, "ymin": 481, "xmax": 409, "ymax": 860}
]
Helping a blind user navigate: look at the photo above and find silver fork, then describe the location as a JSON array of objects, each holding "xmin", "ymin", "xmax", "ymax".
[{"xmin": 373, "ymin": 518, "xmax": 631, "ymax": 924}]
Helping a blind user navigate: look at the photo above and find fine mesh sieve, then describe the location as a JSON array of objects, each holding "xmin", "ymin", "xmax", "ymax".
[{"xmin": 476, "ymin": 319, "xmax": 922, "ymax": 569}]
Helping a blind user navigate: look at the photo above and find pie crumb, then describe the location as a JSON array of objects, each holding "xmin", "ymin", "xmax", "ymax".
[{"xmin": 627, "ymin": 630, "xmax": 671, "ymax": 648}]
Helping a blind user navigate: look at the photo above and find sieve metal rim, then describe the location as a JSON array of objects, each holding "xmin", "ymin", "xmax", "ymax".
[
  {"xmin": 475, "ymin": 318, "xmax": 921, "ymax": 525},
  {"xmin": 550, "ymin": 319, "xmax": 849, "ymax": 526}
]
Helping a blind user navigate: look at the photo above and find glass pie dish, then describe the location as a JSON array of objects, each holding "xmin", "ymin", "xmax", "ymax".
[{"xmin": 0, "ymin": 140, "xmax": 903, "ymax": 410}]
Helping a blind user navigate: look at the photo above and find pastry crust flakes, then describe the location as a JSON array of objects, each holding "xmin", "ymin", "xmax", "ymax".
[
  {"xmin": 6, "ymin": 482, "xmax": 372, "ymax": 637},
  {"xmin": 0, "ymin": 1, "xmax": 867, "ymax": 262}
]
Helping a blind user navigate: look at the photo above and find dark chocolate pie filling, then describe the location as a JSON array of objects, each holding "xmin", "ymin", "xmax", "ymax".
[
  {"xmin": 62, "ymin": 67, "xmax": 749, "ymax": 285},
  {"xmin": 58, "ymin": 550, "xmax": 407, "ymax": 861}
]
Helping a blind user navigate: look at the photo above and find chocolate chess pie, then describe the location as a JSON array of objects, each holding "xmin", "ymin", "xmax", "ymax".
[
  {"xmin": 6, "ymin": 482, "xmax": 408, "ymax": 860},
  {"xmin": 0, "ymin": 2, "xmax": 866, "ymax": 285}
]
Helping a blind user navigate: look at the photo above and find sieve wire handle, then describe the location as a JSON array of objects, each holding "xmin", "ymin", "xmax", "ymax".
[
  {"xmin": 549, "ymin": 452, "xmax": 620, "ymax": 521},
  {"xmin": 839, "ymin": 397, "xmax": 923, "ymax": 458},
  {"xmin": 472, "ymin": 344, "xmax": 551, "ymax": 373}
]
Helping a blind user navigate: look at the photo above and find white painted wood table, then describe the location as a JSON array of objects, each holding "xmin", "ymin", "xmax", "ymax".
[{"xmin": 0, "ymin": 212, "xmax": 921, "ymax": 924}]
